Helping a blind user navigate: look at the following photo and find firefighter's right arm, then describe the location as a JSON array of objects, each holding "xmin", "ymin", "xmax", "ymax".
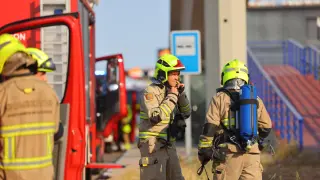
[
  {"xmin": 198, "ymin": 94, "xmax": 222, "ymax": 164},
  {"xmin": 198, "ymin": 95, "xmax": 222, "ymax": 148},
  {"xmin": 141, "ymin": 86, "xmax": 179, "ymax": 125}
]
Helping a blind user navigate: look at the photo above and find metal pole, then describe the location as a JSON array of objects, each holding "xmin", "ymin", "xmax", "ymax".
[
  {"xmin": 180, "ymin": 0, "xmax": 194, "ymax": 158},
  {"xmin": 184, "ymin": 75, "xmax": 192, "ymax": 157}
]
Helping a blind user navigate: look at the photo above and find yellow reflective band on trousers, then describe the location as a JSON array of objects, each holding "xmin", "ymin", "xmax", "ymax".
[
  {"xmin": 0, "ymin": 122, "xmax": 55, "ymax": 170},
  {"xmin": 139, "ymin": 131, "xmax": 167, "ymax": 139}
]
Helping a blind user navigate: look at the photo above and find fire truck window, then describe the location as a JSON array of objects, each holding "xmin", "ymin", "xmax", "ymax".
[
  {"xmin": 11, "ymin": 26, "xmax": 69, "ymax": 102},
  {"xmin": 95, "ymin": 61, "xmax": 107, "ymax": 96},
  {"xmin": 41, "ymin": 25, "xmax": 69, "ymax": 102},
  {"xmin": 107, "ymin": 58, "xmax": 119, "ymax": 89},
  {"xmin": 95, "ymin": 58, "xmax": 121, "ymax": 128}
]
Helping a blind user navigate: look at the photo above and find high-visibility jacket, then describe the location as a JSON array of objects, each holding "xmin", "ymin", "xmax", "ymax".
[
  {"xmin": 122, "ymin": 104, "xmax": 133, "ymax": 134},
  {"xmin": 0, "ymin": 75, "xmax": 60, "ymax": 180},
  {"xmin": 138, "ymin": 80, "xmax": 191, "ymax": 142},
  {"xmin": 122, "ymin": 104, "xmax": 133, "ymax": 124}
]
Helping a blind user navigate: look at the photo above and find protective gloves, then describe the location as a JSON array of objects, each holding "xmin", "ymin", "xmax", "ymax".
[{"xmin": 198, "ymin": 147, "xmax": 213, "ymax": 165}]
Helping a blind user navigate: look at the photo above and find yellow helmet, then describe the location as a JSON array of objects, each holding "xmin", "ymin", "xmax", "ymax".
[
  {"xmin": 0, "ymin": 33, "xmax": 29, "ymax": 74},
  {"xmin": 26, "ymin": 48, "xmax": 56, "ymax": 72},
  {"xmin": 153, "ymin": 54, "xmax": 185, "ymax": 83},
  {"xmin": 221, "ymin": 59, "xmax": 249, "ymax": 85}
]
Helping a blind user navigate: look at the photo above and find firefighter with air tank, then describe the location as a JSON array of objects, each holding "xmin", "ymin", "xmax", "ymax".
[{"xmin": 197, "ymin": 59, "xmax": 272, "ymax": 180}]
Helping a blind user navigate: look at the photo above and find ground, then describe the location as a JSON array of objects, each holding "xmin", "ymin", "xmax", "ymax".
[{"xmin": 95, "ymin": 140, "xmax": 320, "ymax": 180}]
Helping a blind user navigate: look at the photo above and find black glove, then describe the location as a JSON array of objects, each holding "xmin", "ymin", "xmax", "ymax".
[
  {"xmin": 178, "ymin": 85, "xmax": 185, "ymax": 94},
  {"xmin": 175, "ymin": 114, "xmax": 186, "ymax": 130},
  {"xmin": 212, "ymin": 148, "xmax": 226, "ymax": 162},
  {"xmin": 176, "ymin": 119, "xmax": 186, "ymax": 132},
  {"xmin": 170, "ymin": 114, "xmax": 186, "ymax": 137},
  {"xmin": 170, "ymin": 119, "xmax": 186, "ymax": 138},
  {"xmin": 198, "ymin": 147, "xmax": 213, "ymax": 165},
  {"xmin": 258, "ymin": 137, "xmax": 267, "ymax": 151},
  {"xmin": 170, "ymin": 121, "xmax": 179, "ymax": 138}
]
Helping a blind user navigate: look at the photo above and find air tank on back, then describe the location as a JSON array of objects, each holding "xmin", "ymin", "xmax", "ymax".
[{"xmin": 239, "ymin": 84, "xmax": 258, "ymax": 150}]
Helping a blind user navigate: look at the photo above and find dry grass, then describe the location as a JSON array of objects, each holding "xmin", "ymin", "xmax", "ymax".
[
  {"xmin": 261, "ymin": 139, "xmax": 320, "ymax": 180},
  {"xmin": 108, "ymin": 140, "xmax": 320, "ymax": 180},
  {"xmin": 108, "ymin": 148, "xmax": 211, "ymax": 180},
  {"xmin": 179, "ymin": 154, "xmax": 214, "ymax": 180}
]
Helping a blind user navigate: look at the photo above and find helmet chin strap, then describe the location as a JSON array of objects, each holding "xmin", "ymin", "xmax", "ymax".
[{"xmin": 164, "ymin": 81, "xmax": 171, "ymax": 88}]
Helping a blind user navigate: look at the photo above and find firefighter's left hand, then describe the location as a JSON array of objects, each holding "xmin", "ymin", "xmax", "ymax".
[
  {"xmin": 176, "ymin": 119, "xmax": 186, "ymax": 131},
  {"xmin": 174, "ymin": 114, "xmax": 186, "ymax": 131}
]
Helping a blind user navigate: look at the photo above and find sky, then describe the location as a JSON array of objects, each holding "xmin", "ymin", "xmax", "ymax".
[{"xmin": 94, "ymin": 0, "xmax": 171, "ymax": 71}]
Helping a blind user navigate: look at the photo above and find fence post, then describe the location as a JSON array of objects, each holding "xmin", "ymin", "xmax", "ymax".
[
  {"xmin": 290, "ymin": 42, "xmax": 294, "ymax": 67},
  {"xmin": 279, "ymin": 98, "xmax": 284, "ymax": 139},
  {"xmin": 308, "ymin": 48, "xmax": 311, "ymax": 74},
  {"xmin": 301, "ymin": 48, "xmax": 306, "ymax": 75},
  {"xmin": 314, "ymin": 50, "xmax": 318, "ymax": 80},
  {"xmin": 295, "ymin": 46, "xmax": 299, "ymax": 71},
  {"xmin": 282, "ymin": 41, "xmax": 287, "ymax": 64},
  {"xmin": 288, "ymin": 41, "xmax": 292, "ymax": 66},
  {"xmin": 299, "ymin": 118, "xmax": 304, "ymax": 151},
  {"xmin": 285, "ymin": 105, "xmax": 291, "ymax": 143}
]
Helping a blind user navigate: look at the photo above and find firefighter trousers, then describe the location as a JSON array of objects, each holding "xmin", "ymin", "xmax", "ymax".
[
  {"xmin": 138, "ymin": 137, "xmax": 184, "ymax": 180},
  {"xmin": 213, "ymin": 152, "xmax": 263, "ymax": 180}
]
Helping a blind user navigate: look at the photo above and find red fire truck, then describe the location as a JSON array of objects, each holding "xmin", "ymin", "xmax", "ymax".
[{"xmin": 0, "ymin": 0, "xmax": 127, "ymax": 179}]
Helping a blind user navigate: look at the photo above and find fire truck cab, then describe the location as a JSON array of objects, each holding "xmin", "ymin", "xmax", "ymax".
[{"xmin": 0, "ymin": 0, "xmax": 127, "ymax": 179}]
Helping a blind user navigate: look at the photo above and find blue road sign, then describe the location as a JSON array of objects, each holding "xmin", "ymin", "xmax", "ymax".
[{"xmin": 170, "ymin": 30, "xmax": 201, "ymax": 75}]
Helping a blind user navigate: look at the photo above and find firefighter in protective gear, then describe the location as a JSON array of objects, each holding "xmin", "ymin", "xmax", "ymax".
[
  {"xmin": 26, "ymin": 47, "xmax": 56, "ymax": 82},
  {"xmin": 27, "ymin": 47, "xmax": 63, "ymax": 142},
  {"xmin": 197, "ymin": 59, "xmax": 272, "ymax": 180},
  {"xmin": 0, "ymin": 34, "xmax": 60, "ymax": 180},
  {"xmin": 138, "ymin": 54, "xmax": 191, "ymax": 180},
  {"xmin": 121, "ymin": 104, "xmax": 133, "ymax": 150}
]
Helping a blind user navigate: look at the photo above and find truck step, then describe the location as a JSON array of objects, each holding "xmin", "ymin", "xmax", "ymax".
[{"xmin": 86, "ymin": 163, "xmax": 126, "ymax": 169}]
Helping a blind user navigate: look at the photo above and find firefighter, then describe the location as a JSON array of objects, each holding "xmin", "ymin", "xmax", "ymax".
[
  {"xmin": 26, "ymin": 47, "xmax": 63, "ymax": 142},
  {"xmin": 26, "ymin": 47, "xmax": 56, "ymax": 82},
  {"xmin": 138, "ymin": 54, "xmax": 191, "ymax": 180},
  {"xmin": 197, "ymin": 59, "xmax": 272, "ymax": 180},
  {"xmin": 120, "ymin": 104, "xmax": 133, "ymax": 150},
  {"xmin": 0, "ymin": 34, "xmax": 60, "ymax": 180}
]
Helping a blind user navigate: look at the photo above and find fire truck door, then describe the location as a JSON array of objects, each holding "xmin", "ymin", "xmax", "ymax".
[{"xmin": 0, "ymin": 13, "xmax": 87, "ymax": 180}]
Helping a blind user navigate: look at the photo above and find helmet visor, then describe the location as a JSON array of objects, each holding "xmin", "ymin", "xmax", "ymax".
[{"xmin": 38, "ymin": 58, "xmax": 56, "ymax": 72}]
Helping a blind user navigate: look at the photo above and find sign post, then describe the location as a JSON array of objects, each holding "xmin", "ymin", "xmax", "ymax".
[{"xmin": 170, "ymin": 30, "xmax": 201, "ymax": 157}]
